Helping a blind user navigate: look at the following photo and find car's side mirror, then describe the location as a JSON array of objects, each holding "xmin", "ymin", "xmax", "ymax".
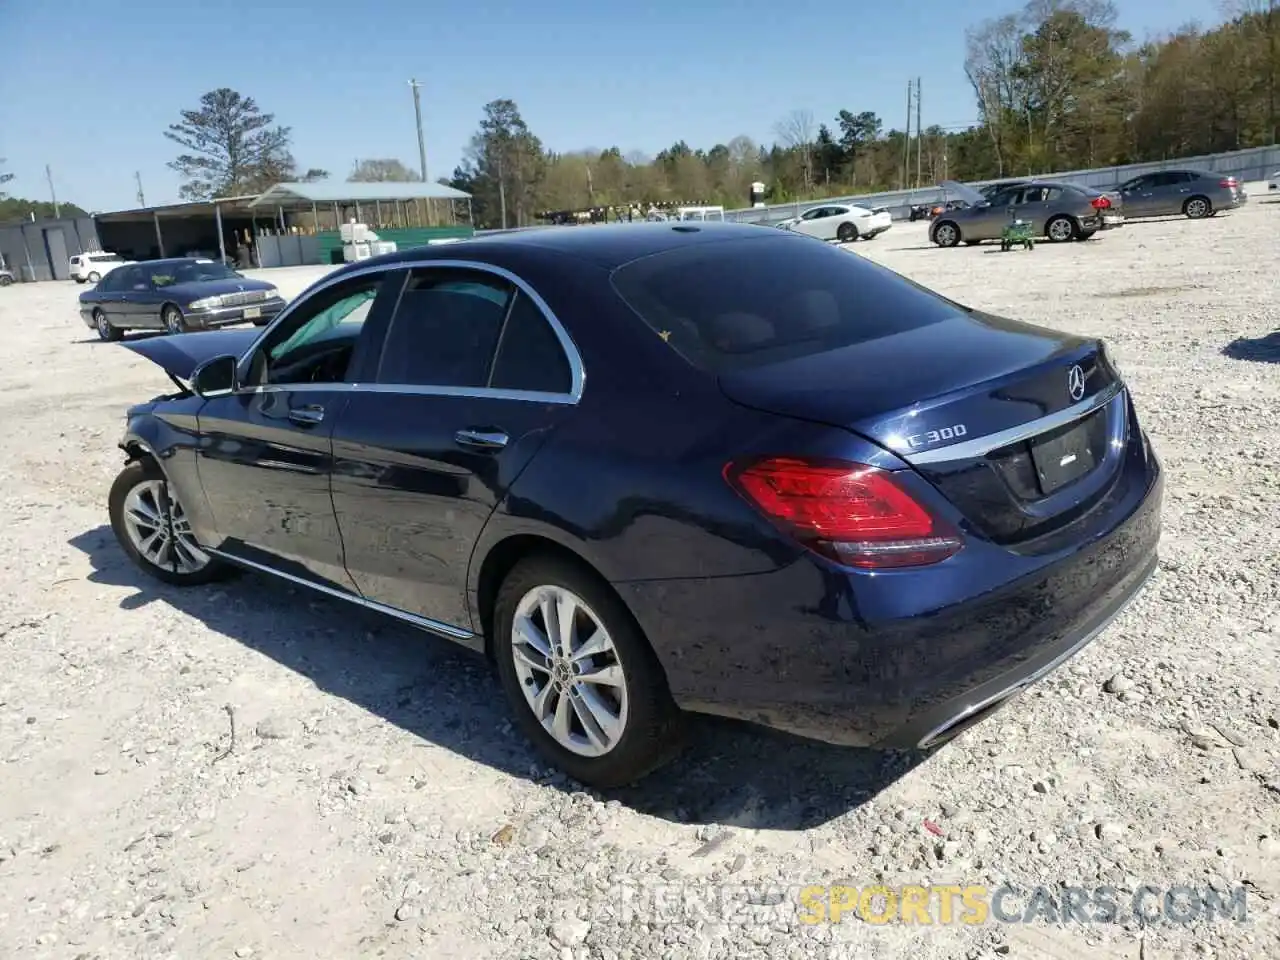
[{"xmin": 191, "ymin": 354, "xmax": 238, "ymax": 398}]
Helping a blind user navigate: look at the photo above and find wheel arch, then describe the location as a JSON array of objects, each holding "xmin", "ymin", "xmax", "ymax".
[
  {"xmin": 1183, "ymin": 194, "xmax": 1212, "ymax": 216},
  {"xmin": 471, "ymin": 532, "xmax": 637, "ymax": 663}
]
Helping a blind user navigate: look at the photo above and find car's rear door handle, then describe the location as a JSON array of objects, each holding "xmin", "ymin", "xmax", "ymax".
[
  {"xmin": 288, "ymin": 405, "xmax": 325, "ymax": 426},
  {"xmin": 454, "ymin": 428, "xmax": 508, "ymax": 451}
]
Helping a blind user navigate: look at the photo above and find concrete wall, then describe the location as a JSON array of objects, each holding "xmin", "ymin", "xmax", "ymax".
[{"xmin": 0, "ymin": 218, "xmax": 100, "ymax": 281}]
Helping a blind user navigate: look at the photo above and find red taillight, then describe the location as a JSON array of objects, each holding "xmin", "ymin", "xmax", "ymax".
[
  {"xmin": 723, "ymin": 457, "xmax": 963, "ymax": 569},
  {"xmin": 1091, "ymin": 196, "xmax": 1112, "ymax": 210},
  {"xmin": 1220, "ymin": 178, "xmax": 1237, "ymax": 188}
]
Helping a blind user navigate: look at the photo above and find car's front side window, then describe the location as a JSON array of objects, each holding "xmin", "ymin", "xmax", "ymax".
[{"xmin": 246, "ymin": 273, "xmax": 390, "ymax": 387}]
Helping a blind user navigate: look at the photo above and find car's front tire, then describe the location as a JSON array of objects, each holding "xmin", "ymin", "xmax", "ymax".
[
  {"xmin": 108, "ymin": 458, "xmax": 234, "ymax": 586},
  {"xmin": 493, "ymin": 555, "xmax": 684, "ymax": 788},
  {"xmin": 162, "ymin": 305, "xmax": 187, "ymax": 335}
]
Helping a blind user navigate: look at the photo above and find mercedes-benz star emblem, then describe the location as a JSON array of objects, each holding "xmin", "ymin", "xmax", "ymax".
[{"xmin": 1067, "ymin": 364, "xmax": 1086, "ymax": 401}]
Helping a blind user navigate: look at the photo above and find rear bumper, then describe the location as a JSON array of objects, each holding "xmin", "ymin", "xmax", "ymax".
[
  {"xmin": 617, "ymin": 446, "xmax": 1162, "ymax": 749},
  {"xmin": 186, "ymin": 297, "xmax": 286, "ymax": 328},
  {"xmin": 1089, "ymin": 212, "xmax": 1125, "ymax": 230}
]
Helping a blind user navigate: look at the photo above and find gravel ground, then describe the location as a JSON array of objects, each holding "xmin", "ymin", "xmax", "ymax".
[{"xmin": 1, "ymin": 190, "xmax": 1278, "ymax": 960}]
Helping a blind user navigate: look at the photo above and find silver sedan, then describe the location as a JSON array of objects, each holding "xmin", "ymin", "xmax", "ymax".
[{"xmin": 930, "ymin": 180, "xmax": 1125, "ymax": 246}]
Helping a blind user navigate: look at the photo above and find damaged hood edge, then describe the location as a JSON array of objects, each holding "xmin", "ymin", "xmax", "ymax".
[{"xmin": 119, "ymin": 328, "xmax": 261, "ymax": 382}]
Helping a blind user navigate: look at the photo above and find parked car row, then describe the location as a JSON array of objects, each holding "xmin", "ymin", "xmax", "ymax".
[
  {"xmin": 927, "ymin": 168, "xmax": 1247, "ymax": 248},
  {"xmin": 79, "ymin": 257, "xmax": 285, "ymax": 341}
]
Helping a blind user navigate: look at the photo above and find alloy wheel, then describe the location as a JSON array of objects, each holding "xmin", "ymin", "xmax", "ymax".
[
  {"xmin": 120, "ymin": 479, "xmax": 210, "ymax": 575},
  {"xmin": 1186, "ymin": 198, "xmax": 1209, "ymax": 218},
  {"xmin": 95, "ymin": 312, "xmax": 112, "ymax": 340},
  {"xmin": 935, "ymin": 223, "xmax": 957, "ymax": 246},
  {"xmin": 510, "ymin": 585, "xmax": 629, "ymax": 758},
  {"xmin": 1048, "ymin": 217, "xmax": 1074, "ymax": 242},
  {"xmin": 164, "ymin": 308, "xmax": 184, "ymax": 335}
]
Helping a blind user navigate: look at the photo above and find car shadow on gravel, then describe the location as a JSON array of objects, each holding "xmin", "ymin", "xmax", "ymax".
[
  {"xmin": 1223, "ymin": 332, "xmax": 1280, "ymax": 363},
  {"xmin": 69, "ymin": 526, "xmax": 922, "ymax": 829}
]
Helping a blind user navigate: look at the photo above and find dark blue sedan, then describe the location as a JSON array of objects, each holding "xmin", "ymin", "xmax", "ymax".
[
  {"xmin": 104, "ymin": 223, "xmax": 1162, "ymax": 788},
  {"xmin": 79, "ymin": 257, "xmax": 286, "ymax": 341}
]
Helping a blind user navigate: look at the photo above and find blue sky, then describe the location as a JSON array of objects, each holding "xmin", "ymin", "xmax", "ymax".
[{"xmin": 0, "ymin": 0, "xmax": 1226, "ymax": 212}]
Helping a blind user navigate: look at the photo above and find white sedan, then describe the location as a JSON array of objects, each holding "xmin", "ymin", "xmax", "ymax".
[{"xmin": 775, "ymin": 203, "xmax": 893, "ymax": 242}]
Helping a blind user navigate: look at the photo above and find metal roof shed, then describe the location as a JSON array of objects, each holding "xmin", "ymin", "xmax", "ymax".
[{"xmin": 249, "ymin": 181, "xmax": 473, "ymax": 236}]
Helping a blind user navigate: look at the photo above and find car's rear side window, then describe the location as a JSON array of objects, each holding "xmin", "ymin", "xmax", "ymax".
[
  {"xmin": 377, "ymin": 269, "xmax": 512, "ymax": 388},
  {"xmin": 610, "ymin": 235, "xmax": 964, "ymax": 373},
  {"xmin": 489, "ymin": 292, "xmax": 572, "ymax": 394}
]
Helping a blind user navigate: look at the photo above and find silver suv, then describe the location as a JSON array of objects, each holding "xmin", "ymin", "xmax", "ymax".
[{"xmin": 1112, "ymin": 170, "xmax": 1246, "ymax": 219}]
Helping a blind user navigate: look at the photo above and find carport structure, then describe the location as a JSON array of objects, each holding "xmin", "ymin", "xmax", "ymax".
[
  {"xmin": 95, "ymin": 181, "xmax": 474, "ymax": 269},
  {"xmin": 94, "ymin": 196, "xmax": 261, "ymax": 264},
  {"xmin": 249, "ymin": 180, "xmax": 470, "ymax": 231},
  {"xmin": 244, "ymin": 181, "xmax": 474, "ymax": 267}
]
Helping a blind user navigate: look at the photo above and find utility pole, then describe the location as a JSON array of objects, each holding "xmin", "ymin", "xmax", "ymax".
[
  {"xmin": 408, "ymin": 79, "xmax": 428, "ymax": 182},
  {"xmin": 902, "ymin": 79, "xmax": 913, "ymax": 191},
  {"xmin": 46, "ymin": 165, "xmax": 60, "ymax": 219},
  {"xmin": 135, "ymin": 171, "xmax": 146, "ymax": 208},
  {"xmin": 915, "ymin": 76, "xmax": 923, "ymax": 189},
  {"xmin": 496, "ymin": 151, "xmax": 507, "ymax": 230}
]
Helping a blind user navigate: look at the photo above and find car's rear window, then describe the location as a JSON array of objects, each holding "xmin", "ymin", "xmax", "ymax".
[{"xmin": 610, "ymin": 234, "xmax": 965, "ymax": 373}]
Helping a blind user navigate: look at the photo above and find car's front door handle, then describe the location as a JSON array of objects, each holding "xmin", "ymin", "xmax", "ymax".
[
  {"xmin": 454, "ymin": 428, "xmax": 508, "ymax": 451},
  {"xmin": 288, "ymin": 405, "xmax": 325, "ymax": 426}
]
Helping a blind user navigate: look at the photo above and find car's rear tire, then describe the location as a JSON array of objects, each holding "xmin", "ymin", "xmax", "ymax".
[
  {"xmin": 94, "ymin": 309, "xmax": 121, "ymax": 342},
  {"xmin": 87, "ymin": 271, "xmax": 101, "ymax": 283},
  {"xmin": 493, "ymin": 554, "xmax": 684, "ymax": 788},
  {"xmin": 162, "ymin": 305, "xmax": 187, "ymax": 335},
  {"xmin": 1046, "ymin": 215, "xmax": 1078, "ymax": 242},
  {"xmin": 933, "ymin": 221, "xmax": 961, "ymax": 247},
  {"xmin": 1183, "ymin": 196, "xmax": 1211, "ymax": 219},
  {"xmin": 74, "ymin": 277, "xmax": 86, "ymax": 284},
  {"xmin": 108, "ymin": 458, "xmax": 235, "ymax": 586},
  {"xmin": 836, "ymin": 222, "xmax": 858, "ymax": 243}
]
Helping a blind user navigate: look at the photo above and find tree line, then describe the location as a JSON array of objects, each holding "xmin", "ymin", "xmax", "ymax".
[{"xmin": 448, "ymin": 0, "xmax": 1277, "ymax": 227}]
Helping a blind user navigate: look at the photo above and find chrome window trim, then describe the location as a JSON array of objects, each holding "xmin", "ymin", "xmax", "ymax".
[
  {"xmin": 234, "ymin": 381, "xmax": 578, "ymax": 406},
  {"xmin": 206, "ymin": 547, "xmax": 475, "ymax": 641},
  {"xmin": 234, "ymin": 259, "xmax": 585, "ymax": 405},
  {"xmin": 900, "ymin": 381, "xmax": 1124, "ymax": 466}
]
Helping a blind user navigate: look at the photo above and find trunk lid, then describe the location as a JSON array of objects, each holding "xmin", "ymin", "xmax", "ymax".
[{"xmin": 718, "ymin": 311, "xmax": 1128, "ymax": 543}]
